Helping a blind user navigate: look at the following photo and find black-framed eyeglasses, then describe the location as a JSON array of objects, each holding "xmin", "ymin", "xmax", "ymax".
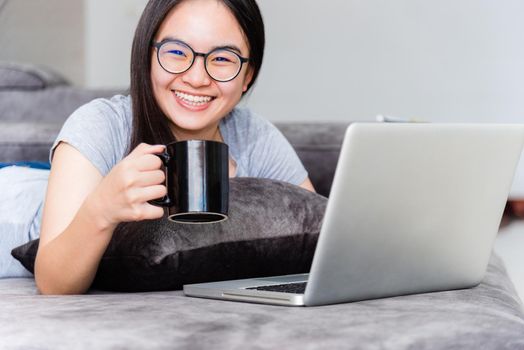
[{"xmin": 152, "ymin": 39, "xmax": 250, "ymax": 82}]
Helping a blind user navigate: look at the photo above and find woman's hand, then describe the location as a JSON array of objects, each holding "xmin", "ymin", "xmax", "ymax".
[
  {"xmin": 89, "ymin": 143, "xmax": 167, "ymax": 229},
  {"xmin": 35, "ymin": 142, "xmax": 168, "ymax": 295}
]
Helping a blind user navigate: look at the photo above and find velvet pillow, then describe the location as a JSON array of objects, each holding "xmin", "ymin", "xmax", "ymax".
[{"xmin": 12, "ymin": 178, "xmax": 327, "ymax": 292}]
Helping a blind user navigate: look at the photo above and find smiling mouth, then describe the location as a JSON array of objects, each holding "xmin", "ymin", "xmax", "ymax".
[{"xmin": 174, "ymin": 90, "xmax": 215, "ymax": 106}]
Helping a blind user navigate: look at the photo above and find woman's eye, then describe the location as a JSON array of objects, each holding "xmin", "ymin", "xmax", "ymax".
[
  {"xmin": 214, "ymin": 56, "xmax": 232, "ymax": 63},
  {"xmin": 168, "ymin": 50, "xmax": 186, "ymax": 57}
]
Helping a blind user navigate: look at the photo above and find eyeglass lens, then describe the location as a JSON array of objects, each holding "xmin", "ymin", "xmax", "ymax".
[{"xmin": 158, "ymin": 41, "xmax": 242, "ymax": 82}]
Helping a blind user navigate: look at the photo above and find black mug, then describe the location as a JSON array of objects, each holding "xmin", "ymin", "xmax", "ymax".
[{"xmin": 149, "ymin": 140, "xmax": 229, "ymax": 224}]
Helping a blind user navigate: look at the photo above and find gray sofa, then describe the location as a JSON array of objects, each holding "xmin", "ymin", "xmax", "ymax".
[{"xmin": 1, "ymin": 63, "xmax": 524, "ymax": 349}]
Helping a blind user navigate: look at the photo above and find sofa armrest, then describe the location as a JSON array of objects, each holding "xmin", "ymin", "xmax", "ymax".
[{"xmin": 0, "ymin": 122, "xmax": 60, "ymax": 162}]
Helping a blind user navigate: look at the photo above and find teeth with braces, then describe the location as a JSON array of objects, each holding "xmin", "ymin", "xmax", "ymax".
[{"xmin": 175, "ymin": 90, "xmax": 213, "ymax": 105}]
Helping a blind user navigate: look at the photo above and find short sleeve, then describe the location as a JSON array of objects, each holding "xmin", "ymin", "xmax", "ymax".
[
  {"xmin": 49, "ymin": 95, "xmax": 132, "ymax": 176},
  {"xmin": 248, "ymin": 122, "xmax": 308, "ymax": 185}
]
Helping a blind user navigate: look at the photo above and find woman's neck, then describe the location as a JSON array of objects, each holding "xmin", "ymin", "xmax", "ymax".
[{"xmin": 170, "ymin": 123, "xmax": 222, "ymax": 142}]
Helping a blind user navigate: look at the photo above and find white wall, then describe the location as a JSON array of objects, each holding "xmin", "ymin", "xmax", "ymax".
[
  {"xmin": 3, "ymin": 0, "xmax": 524, "ymax": 124},
  {"xmin": 0, "ymin": 0, "xmax": 85, "ymax": 85},
  {"xmin": 251, "ymin": 0, "xmax": 524, "ymax": 124},
  {"xmin": 0, "ymin": 0, "xmax": 145, "ymax": 87},
  {"xmin": 84, "ymin": 0, "xmax": 147, "ymax": 88}
]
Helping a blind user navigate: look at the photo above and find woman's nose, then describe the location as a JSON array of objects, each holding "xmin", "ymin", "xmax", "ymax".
[{"xmin": 181, "ymin": 56, "xmax": 212, "ymax": 87}]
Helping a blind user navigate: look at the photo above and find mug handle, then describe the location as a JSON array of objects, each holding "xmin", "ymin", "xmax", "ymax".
[{"xmin": 148, "ymin": 151, "xmax": 172, "ymax": 207}]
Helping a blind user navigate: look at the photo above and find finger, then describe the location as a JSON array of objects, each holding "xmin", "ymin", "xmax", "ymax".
[
  {"xmin": 134, "ymin": 170, "xmax": 165, "ymax": 187},
  {"xmin": 136, "ymin": 153, "xmax": 164, "ymax": 171},
  {"xmin": 130, "ymin": 143, "xmax": 165, "ymax": 158},
  {"xmin": 136, "ymin": 203, "xmax": 165, "ymax": 221},
  {"xmin": 131, "ymin": 185, "xmax": 168, "ymax": 203}
]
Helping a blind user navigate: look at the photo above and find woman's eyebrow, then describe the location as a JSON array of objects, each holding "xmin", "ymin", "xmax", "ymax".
[
  {"xmin": 159, "ymin": 36, "xmax": 243, "ymax": 54},
  {"xmin": 158, "ymin": 36, "xmax": 182, "ymax": 44},
  {"xmin": 210, "ymin": 44, "xmax": 243, "ymax": 54}
]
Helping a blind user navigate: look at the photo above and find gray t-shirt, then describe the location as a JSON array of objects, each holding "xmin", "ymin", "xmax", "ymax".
[{"xmin": 51, "ymin": 95, "xmax": 308, "ymax": 185}]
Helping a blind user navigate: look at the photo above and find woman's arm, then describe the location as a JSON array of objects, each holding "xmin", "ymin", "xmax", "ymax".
[
  {"xmin": 299, "ymin": 177, "xmax": 316, "ymax": 193},
  {"xmin": 35, "ymin": 142, "xmax": 166, "ymax": 295}
]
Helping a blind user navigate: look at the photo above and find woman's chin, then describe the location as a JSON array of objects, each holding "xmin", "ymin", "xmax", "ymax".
[{"xmin": 168, "ymin": 118, "xmax": 218, "ymax": 139}]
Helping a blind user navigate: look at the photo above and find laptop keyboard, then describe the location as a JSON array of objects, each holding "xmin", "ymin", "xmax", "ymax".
[{"xmin": 246, "ymin": 282, "xmax": 307, "ymax": 294}]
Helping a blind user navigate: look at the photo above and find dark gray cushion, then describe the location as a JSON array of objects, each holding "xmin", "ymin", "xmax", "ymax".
[
  {"xmin": 12, "ymin": 177, "xmax": 327, "ymax": 292},
  {"xmin": 0, "ymin": 62, "xmax": 68, "ymax": 90}
]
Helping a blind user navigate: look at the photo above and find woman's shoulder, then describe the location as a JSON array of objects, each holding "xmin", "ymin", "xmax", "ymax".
[
  {"xmin": 51, "ymin": 94, "xmax": 133, "ymax": 175},
  {"xmin": 222, "ymin": 107, "xmax": 277, "ymax": 136},
  {"xmin": 61, "ymin": 94, "xmax": 133, "ymax": 138},
  {"xmin": 73, "ymin": 94, "xmax": 132, "ymax": 123}
]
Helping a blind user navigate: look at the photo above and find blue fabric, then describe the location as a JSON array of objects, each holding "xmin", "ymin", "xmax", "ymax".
[
  {"xmin": 0, "ymin": 166, "xmax": 49, "ymax": 278},
  {"xmin": 0, "ymin": 162, "xmax": 51, "ymax": 170}
]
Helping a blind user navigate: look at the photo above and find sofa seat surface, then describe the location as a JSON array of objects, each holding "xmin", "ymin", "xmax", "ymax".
[{"xmin": 1, "ymin": 254, "xmax": 523, "ymax": 350}]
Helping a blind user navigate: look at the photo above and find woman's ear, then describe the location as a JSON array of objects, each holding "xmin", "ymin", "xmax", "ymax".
[{"xmin": 242, "ymin": 66, "xmax": 255, "ymax": 92}]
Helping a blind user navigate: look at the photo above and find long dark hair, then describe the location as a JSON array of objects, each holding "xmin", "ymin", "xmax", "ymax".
[{"xmin": 128, "ymin": 0, "xmax": 265, "ymax": 153}]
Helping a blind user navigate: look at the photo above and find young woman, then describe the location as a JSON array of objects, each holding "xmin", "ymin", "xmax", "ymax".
[
  {"xmin": 32, "ymin": 0, "xmax": 315, "ymax": 294},
  {"xmin": 5, "ymin": 0, "xmax": 521, "ymax": 292}
]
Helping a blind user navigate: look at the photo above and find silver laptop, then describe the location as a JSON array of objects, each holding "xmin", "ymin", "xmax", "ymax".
[{"xmin": 184, "ymin": 123, "xmax": 524, "ymax": 306}]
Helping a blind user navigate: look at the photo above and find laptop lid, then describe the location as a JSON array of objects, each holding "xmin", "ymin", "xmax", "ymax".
[{"xmin": 303, "ymin": 123, "xmax": 524, "ymax": 305}]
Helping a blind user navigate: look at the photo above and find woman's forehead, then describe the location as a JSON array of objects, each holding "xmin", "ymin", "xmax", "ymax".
[{"xmin": 155, "ymin": 0, "xmax": 249, "ymax": 54}]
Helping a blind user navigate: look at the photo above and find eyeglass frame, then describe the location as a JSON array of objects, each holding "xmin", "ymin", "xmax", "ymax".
[{"xmin": 152, "ymin": 39, "xmax": 250, "ymax": 82}]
